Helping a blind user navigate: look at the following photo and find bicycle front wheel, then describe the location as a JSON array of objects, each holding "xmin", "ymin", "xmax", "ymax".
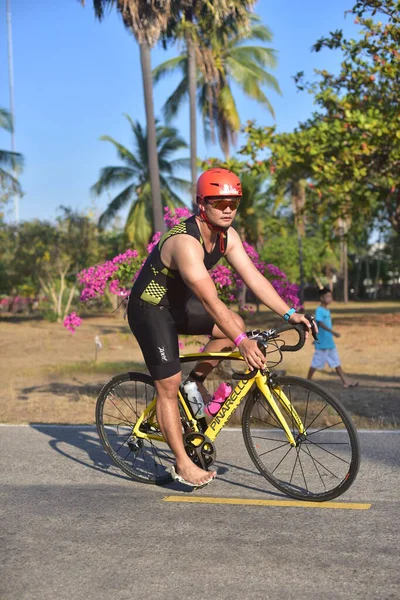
[
  {"xmin": 96, "ymin": 372, "xmax": 173, "ymax": 485},
  {"xmin": 242, "ymin": 376, "xmax": 360, "ymax": 501}
]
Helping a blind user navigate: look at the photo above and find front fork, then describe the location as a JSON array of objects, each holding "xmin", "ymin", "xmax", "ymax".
[{"xmin": 256, "ymin": 373, "xmax": 306, "ymax": 447}]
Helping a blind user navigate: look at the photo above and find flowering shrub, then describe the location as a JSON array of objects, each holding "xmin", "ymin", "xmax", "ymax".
[
  {"xmin": 64, "ymin": 206, "xmax": 300, "ymax": 333},
  {"xmin": 63, "ymin": 312, "xmax": 82, "ymax": 334}
]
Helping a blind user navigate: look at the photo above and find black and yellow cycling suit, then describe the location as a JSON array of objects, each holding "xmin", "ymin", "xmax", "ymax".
[{"xmin": 128, "ymin": 215, "xmax": 227, "ymax": 380}]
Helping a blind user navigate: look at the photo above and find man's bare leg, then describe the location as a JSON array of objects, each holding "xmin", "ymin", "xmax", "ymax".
[
  {"xmin": 155, "ymin": 372, "xmax": 216, "ymax": 485},
  {"xmin": 307, "ymin": 367, "xmax": 316, "ymax": 380},
  {"xmin": 336, "ymin": 366, "xmax": 358, "ymax": 388},
  {"xmin": 190, "ymin": 311, "xmax": 245, "ymax": 381}
]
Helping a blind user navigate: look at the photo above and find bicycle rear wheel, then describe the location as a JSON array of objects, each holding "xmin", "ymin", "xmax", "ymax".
[
  {"xmin": 96, "ymin": 372, "xmax": 173, "ymax": 485},
  {"xmin": 242, "ymin": 376, "xmax": 360, "ymax": 501}
]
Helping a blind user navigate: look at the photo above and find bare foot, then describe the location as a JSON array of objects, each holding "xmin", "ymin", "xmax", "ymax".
[
  {"xmin": 343, "ymin": 381, "xmax": 359, "ymax": 388},
  {"xmin": 176, "ymin": 459, "xmax": 216, "ymax": 486}
]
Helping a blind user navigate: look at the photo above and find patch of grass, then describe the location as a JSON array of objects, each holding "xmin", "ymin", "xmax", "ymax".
[{"xmin": 46, "ymin": 361, "xmax": 146, "ymax": 377}]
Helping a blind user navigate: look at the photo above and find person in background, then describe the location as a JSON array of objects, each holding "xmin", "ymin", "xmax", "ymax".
[{"xmin": 307, "ymin": 288, "xmax": 358, "ymax": 388}]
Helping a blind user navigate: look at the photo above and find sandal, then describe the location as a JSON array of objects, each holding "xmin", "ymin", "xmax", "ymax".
[{"xmin": 171, "ymin": 466, "xmax": 215, "ymax": 489}]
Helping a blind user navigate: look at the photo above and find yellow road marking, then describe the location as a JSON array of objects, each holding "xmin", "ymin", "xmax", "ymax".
[{"xmin": 163, "ymin": 496, "xmax": 371, "ymax": 510}]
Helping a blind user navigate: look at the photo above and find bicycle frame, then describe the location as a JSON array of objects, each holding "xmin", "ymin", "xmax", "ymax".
[{"xmin": 132, "ymin": 350, "xmax": 305, "ymax": 447}]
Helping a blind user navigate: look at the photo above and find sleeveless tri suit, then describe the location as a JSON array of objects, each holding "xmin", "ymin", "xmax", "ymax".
[{"xmin": 128, "ymin": 215, "xmax": 227, "ymax": 380}]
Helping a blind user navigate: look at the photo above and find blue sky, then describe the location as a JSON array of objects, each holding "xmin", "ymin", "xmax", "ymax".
[{"xmin": 0, "ymin": 0, "xmax": 361, "ymax": 223}]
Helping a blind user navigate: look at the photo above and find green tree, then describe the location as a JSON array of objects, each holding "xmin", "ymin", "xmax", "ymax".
[
  {"xmin": 0, "ymin": 208, "xmax": 105, "ymax": 320},
  {"xmin": 92, "ymin": 116, "xmax": 190, "ymax": 250},
  {"xmin": 155, "ymin": 13, "xmax": 280, "ymax": 161},
  {"xmin": 294, "ymin": 0, "xmax": 400, "ymax": 233}
]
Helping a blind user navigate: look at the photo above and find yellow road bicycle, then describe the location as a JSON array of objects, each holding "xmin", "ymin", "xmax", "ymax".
[{"xmin": 96, "ymin": 323, "xmax": 360, "ymax": 502}]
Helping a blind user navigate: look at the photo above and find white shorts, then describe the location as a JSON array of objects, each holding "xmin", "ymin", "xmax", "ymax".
[{"xmin": 311, "ymin": 348, "xmax": 341, "ymax": 369}]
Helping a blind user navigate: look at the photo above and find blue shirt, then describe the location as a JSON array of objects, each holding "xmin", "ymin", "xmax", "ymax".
[{"xmin": 315, "ymin": 306, "xmax": 335, "ymax": 349}]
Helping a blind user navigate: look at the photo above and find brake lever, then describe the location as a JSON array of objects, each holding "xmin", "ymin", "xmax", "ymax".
[{"xmin": 304, "ymin": 313, "xmax": 319, "ymax": 342}]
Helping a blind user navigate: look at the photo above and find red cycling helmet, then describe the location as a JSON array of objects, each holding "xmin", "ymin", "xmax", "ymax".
[{"xmin": 196, "ymin": 168, "xmax": 242, "ymax": 204}]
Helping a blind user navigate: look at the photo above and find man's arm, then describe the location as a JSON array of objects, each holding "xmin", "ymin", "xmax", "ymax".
[
  {"xmin": 171, "ymin": 235, "xmax": 266, "ymax": 369},
  {"xmin": 225, "ymin": 228, "xmax": 316, "ymax": 334},
  {"xmin": 225, "ymin": 228, "xmax": 292, "ymax": 317}
]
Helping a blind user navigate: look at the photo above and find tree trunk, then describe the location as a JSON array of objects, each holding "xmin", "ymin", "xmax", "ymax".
[
  {"xmin": 187, "ymin": 35, "xmax": 197, "ymax": 214},
  {"xmin": 297, "ymin": 231, "xmax": 305, "ymax": 306},
  {"xmin": 139, "ymin": 42, "xmax": 165, "ymax": 234},
  {"xmin": 343, "ymin": 238, "xmax": 348, "ymax": 303},
  {"xmin": 291, "ymin": 181, "xmax": 306, "ymax": 306}
]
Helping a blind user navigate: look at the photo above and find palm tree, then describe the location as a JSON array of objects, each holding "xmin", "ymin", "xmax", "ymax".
[
  {"xmin": 92, "ymin": 115, "xmax": 190, "ymax": 250},
  {"xmin": 161, "ymin": 1, "xmax": 257, "ymax": 209},
  {"xmin": 0, "ymin": 108, "xmax": 23, "ymax": 199},
  {"xmin": 154, "ymin": 15, "xmax": 280, "ymax": 160},
  {"xmin": 79, "ymin": 1, "xmax": 176, "ymax": 234}
]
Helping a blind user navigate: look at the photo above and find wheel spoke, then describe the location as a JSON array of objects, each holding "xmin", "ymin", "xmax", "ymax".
[
  {"xmin": 289, "ymin": 449, "xmax": 300, "ymax": 485},
  {"xmin": 306, "ymin": 421, "xmax": 344, "ymax": 436},
  {"xmin": 297, "ymin": 448, "xmax": 308, "ymax": 492},
  {"xmin": 301, "ymin": 444, "xmax": 326, "ymax": 490},
  {"xmin": 271, "ymin": 445, "xmax": 293, "ymax": 474},
  {"xmin": 111, "ymin": 386, "xmax": 139, "ymax": 419},
  {"xmin": 250, "ymin": 415, "xmax": 282, "ymax": 429},
  {"xmin": 258, "ymin": 441, "xmax": 290, "ymax": 457},
  {"xmin": 304, "ymin": 402, "xmax": 328, "ymax": 430},
  {"xmin": 305, "ymin": 439, "xmax": 350, "ymax": 465},
  {"xmin": 115, "ymin": 435, "xmax": 130, "ymax": 454},
  {"xmin": 257, "ymin": 398, "xmax": 283, "ymax": 429}
]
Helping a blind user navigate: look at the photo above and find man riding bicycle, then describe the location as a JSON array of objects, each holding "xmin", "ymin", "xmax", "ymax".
[{"xmin": 128, "ymin": 168, "xmax": 313, "ymax": 488}]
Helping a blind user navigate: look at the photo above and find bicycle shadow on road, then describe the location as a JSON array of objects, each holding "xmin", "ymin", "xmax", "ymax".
[
  {"xmin": 30, "ymin": 424, "xmax": 132, "ymax": 482},
  {"xmin": 30, "ymin": 424, "xmax": 287, "ymax": 497}
]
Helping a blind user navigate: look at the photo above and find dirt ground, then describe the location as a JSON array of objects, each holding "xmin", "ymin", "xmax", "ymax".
[{"xmin": 1, "ymin": 301, "xmax": 399, "ymax": 427}]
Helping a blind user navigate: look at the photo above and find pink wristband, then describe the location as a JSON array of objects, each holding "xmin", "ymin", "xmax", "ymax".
[{"xmin": 234, "ymin": 332, "xmax": 247, "ymax": 347}]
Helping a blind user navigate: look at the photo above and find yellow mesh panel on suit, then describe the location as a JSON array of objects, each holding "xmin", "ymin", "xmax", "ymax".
[
  {"xmin": 140, "ymin": 280, "xmax": 167, "ymax": 305},
  {"xmin": 158, "ymin": 222, "xmax": 187, "ymax": 250},
  {"xmin": 161, "ymin": 267, "xmax": 175, "ymax": 279}
]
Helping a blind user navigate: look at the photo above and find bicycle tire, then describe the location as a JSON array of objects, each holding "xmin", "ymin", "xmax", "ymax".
[
  {"xmin": 96, "ymin": 372, "xmax": 173, "ymax": 485},
  {"xmin": 242, "ymin": 376, "xmax": 360, "ymax": 501}
]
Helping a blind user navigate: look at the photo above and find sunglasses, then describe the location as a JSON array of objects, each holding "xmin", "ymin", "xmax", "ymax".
[{"xmin": 205, "ymin": 198, "xmax": 241, "ymax": 211}]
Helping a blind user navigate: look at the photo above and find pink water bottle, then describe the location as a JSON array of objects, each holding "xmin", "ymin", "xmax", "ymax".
[{"xmin": 205, "ymin": 382, "xmax": 232, "ymax": 417}]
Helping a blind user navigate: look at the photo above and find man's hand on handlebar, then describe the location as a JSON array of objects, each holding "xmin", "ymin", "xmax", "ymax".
[
  {"xmin": 237, "ymin": 337, "xmax": 266, "ymax": 371},
  {"xmin": 289, "ymin": 312, "xmax": 319, "ymax": 340}
]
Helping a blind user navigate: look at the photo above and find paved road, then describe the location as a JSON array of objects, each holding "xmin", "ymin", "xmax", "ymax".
[{"xmin": 1, "ymin": 426, "xmax": 399, "ymax": 600}]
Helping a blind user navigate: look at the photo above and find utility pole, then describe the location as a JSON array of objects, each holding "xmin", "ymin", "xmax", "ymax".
[{"xmin": 6, "ymin": 0, "xmax": 18, "ymax": 224}]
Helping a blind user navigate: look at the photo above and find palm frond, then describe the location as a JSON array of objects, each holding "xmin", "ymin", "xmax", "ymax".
[
  {"xmin": 158, "ymin": 137, "xmax": 188, "ymax": 159},
  {"xmin": 217, "ymin": 85, "xmax": 241, "ymax": 132},
  {"xmin": 232, "ymin": 22, "xmax": 274, "ymax": 44},
  {"xmin": 227, "ymin": 56, "xmax": 280, "ymax": 91},
  {"xmin": 164, "ymin": 175, "xmax": 191, "ymax": 193},
  {"xmin": 0, "ymin": 167, "xmax": 22, "ymax": 194},
  {"xmin": 227, "ymin": 45, "xmax": 277, "ymax": 70},
  {"xmin": 98, "ymin": 183, "xmax": 136, "ymax": 229},
  {"xmin": 0, "ymin": 108, "xmax": 13, "ymax": 132},
  {"xmin": 159, "ymin": 177, "xmax": 186, "ymax": 205},
  {"xmin": 152, "ymin": 55, "xmax": 187, "ymax": 84},
  {"xmin": 162, "ymin": 77, "xmax": 189, "ymax": 122},
  {"xmin": 0, "ymin": 149, "xmax": 24, "ymax": 171},
  {"xmin": 124, "ymin": 192, "xmax": 153, "ymax": 250},
  {"xmin": 99, "ymin": 135, "xmax": 139, "ymax": 166},
  {"xmin": 91, "ymin": 166, "xmax": 136, "ymax": 196},
  {"xmin": 168, "ymin": 157, "xmax": 191, "ymax": 169}
]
